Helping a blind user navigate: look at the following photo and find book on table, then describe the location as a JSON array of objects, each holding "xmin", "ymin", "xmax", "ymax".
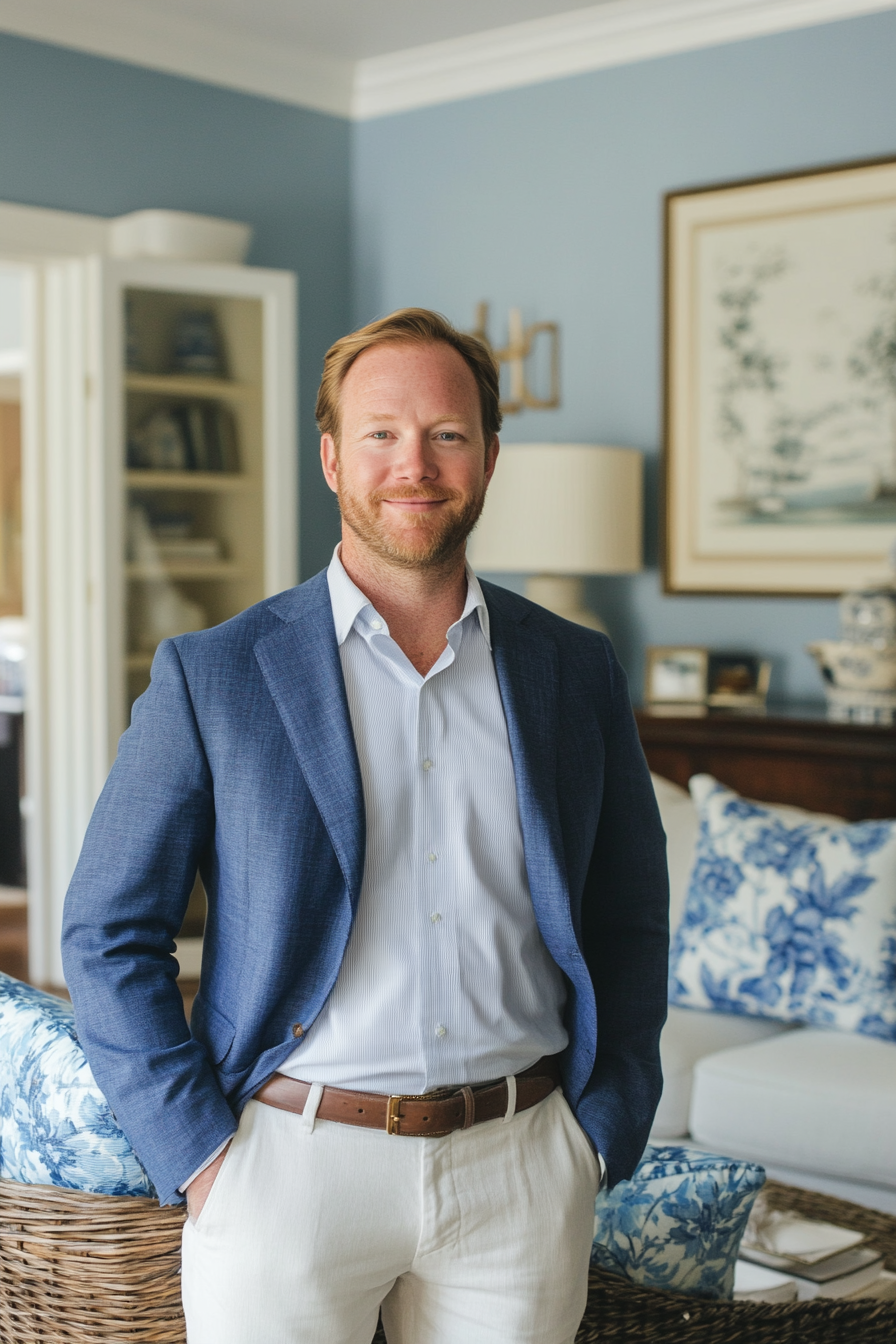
[{"xmin": 739, "ymin": 1200, "xmax": 887, "ymax": 1300}]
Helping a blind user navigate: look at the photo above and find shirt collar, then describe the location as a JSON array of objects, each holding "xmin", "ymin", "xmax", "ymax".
[{"xmin": 326, "ymin": 546, "xmax": 491, "ymax": 649}]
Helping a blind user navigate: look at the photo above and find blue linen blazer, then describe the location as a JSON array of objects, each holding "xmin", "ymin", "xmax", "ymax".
[{"xmin": 62, "ymin": 572, "xmax": 669, "ymax": 1206}]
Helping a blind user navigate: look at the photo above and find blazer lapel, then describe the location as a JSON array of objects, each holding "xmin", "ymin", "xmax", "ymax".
[
  {"xmin": 254, "ymin": 574, "xmax": 365, "ymax": 906},
  {"xmin": 485, "ymin": 585, "xmax": 572, "ymax": 955}
]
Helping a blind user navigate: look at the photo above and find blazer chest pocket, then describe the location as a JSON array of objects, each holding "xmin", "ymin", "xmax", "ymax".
[{"xmin": 192, "ymin": 998, "xmax": 237, "ymax": 1067}]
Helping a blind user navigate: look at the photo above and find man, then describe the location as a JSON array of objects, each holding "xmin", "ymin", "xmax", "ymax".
[{"xmin": 62, "ymin": 308, "xmax": 669, "ymax": 1344}]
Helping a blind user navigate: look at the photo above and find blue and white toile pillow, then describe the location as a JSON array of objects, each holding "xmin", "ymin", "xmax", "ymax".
[
  {"xmin": 0, "ymin": 972, "xmax": 154, "ymax": 1196},
  {"xmin": 592, "ymin": 1144, "xmax": 765, "ymax": 1299},
  {"xmin": 669, "ymin": 775, "xmax": 896, "ymax": 1039}
]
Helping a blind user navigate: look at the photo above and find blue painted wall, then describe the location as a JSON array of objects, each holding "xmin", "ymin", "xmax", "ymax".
[
  {"xmin": 0, "ymin": 31, "xmax": 349, "ymax": 576},
  {"xmin": 352, "ymin": 9, "xmax": 896, "ymax": 700}
]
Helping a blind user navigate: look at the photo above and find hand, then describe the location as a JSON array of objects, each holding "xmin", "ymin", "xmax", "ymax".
[{"xmin": 186, "ymin": 1141, "xmax": 231, "ymax": 1223}]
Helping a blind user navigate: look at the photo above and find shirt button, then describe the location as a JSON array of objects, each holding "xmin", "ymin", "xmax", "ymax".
[
  {"xmin": 428, "ymin": 852, "xmax": 437, "ymax": 863},
  {"xmin": 435, "ymin": 1024, "xmax": 447, "ymax": 1038},
  {"xmin": 430, "ymin": 912, "xmax": 441, "ymax": 923},
  {"xmin": 422, "ymin": 758, "xmax": 433, "ymax": 771},
  {"xmin": 370, "ymin": 619, "xmax": 383, "ymax": 631}
]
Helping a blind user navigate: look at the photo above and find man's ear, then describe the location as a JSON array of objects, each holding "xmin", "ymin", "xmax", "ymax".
[
  {"xmin": 484, "ymin": 435, "xmax": 500, "ymax": 487},
  {"xmin": 320, "ymin": 433, "xmax": 339, "ymax": 493}
]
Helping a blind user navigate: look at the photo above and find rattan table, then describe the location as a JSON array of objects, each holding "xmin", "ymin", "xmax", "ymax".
[{"xmin": 1, "ymin": 1177, "xmax": 894, "ymax": 1342}]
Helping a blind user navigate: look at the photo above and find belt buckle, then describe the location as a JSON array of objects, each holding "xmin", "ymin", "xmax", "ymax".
[
  {"xmin": 385, "ymin": 1087, "xmax": 454, "ymax": 1136},
  {"xmin": 386, "ymin": 1095, "xmax": 404, "ymax": 1135}
]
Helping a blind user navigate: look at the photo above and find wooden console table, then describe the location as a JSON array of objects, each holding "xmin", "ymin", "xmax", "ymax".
[{"xmin": 635, "ymin": 704, "xmax": 896, "ymax": 822}]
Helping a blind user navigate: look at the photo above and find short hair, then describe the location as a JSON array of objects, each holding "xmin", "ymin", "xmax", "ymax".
[{"xmin": 315, "ymin": 308, "xmax": 502, "ymax": 446}]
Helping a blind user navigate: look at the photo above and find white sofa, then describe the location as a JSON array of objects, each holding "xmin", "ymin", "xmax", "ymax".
[{"xmin": 650, "ymin": 773, "xmax": 896, "ymax": 1216}]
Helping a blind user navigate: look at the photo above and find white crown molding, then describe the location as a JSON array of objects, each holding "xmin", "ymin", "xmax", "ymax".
[
  {"xmin": 0, "ymin": 0, "xmax": 893, "ymax": 122},
  {"xmin": 0, "ymin": 0, "xmax": 354, "ymax": 118},
  {"xmin": 353, "ymin": 0, "xmax": 896, "ymax": 119}
]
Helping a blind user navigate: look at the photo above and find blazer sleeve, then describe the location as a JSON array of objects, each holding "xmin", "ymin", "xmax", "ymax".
[
  {"xmin": 576, "ymin": 641, "xmax": 670, "ymax": 1187},
  {"xmin": 61, "ymin": 639, "xmax": 237, "ymax": 1205}
]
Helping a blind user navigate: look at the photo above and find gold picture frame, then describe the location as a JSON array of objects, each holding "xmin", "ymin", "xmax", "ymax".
[{"xmin": 664, "ymin": 155, "xmax": 896, "ymax": 595}]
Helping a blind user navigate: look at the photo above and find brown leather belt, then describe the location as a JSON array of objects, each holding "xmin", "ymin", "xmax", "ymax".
[{"xmin": 253, "ymin": 1055, "xmax": 562, "ymax": 1138}]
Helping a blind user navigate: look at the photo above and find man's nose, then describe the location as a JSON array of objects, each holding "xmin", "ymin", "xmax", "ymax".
[{"xmin": 394, "ymin": 432, "xmax": 437, "ymax": 479}]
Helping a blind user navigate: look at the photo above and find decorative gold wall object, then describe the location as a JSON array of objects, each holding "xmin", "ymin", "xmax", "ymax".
[{"xmin": 472, "ymin": 303, "xmax": 560, "ymax": 414}]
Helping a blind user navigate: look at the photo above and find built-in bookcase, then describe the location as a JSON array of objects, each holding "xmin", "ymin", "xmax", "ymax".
[
  {"xmin": 121, "ymin": 285, "xmax": 270, "ymax": 714},
  {"xmin": 99, "ymin": 261, "xmax": 297, "ymax": 733},
  {"xmin": 24, "ymin": 254, "xmax": 296, "ymax": 985}
]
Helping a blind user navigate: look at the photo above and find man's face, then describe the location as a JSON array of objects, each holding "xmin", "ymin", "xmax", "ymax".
[{"xmin": 320, "ymin": 340, "xmax": 499, "ymax": 570}]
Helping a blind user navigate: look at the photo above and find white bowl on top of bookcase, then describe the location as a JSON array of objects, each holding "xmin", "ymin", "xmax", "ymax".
[{"xmin": 110, "ymin": 211, "xmax": 252, "ymax": 264}]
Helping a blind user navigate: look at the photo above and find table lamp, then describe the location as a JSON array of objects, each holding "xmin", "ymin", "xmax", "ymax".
[{"xmin": 468, "ymin": 443, "xmax": 643, "ymax": 630}]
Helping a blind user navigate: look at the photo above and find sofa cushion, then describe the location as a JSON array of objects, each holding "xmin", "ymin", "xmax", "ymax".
[
  {"xmin": 653, "ymin": 1005, "xmax": 794, "ymax": 1139},
  {"xmin": 651, "ymin": 773, "xmax": 700, "ymax": 931},
  {"xmin": 0, "ymin": 973, "xmax": 153, "ymax": 1196},
  {"xmin": 690, "ymin": 1028, "xmax": 896, "ymax": 1189},
  {"xmin": 592, "ymin": 1143, "xmax": 765, "ymax": 1299},
  {"xmin": 669, "ymin": 775, "xmax": 896, "ymax": 1039}
]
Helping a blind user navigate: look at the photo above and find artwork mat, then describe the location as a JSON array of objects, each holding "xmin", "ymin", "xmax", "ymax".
[{"xmin": 665, "ymin": 156, "xmax": 896, "ymax": 595}]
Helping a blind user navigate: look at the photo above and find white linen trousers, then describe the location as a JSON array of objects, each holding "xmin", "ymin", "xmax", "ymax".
[{"xmin": 181, "ymin": 1086, "xmax": 600, "ymax": 1344}]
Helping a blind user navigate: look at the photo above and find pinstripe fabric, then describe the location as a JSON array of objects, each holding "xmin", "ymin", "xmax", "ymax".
[{"xmin": 280, "ymin": 550, "xmax": 568, "ymax": 1095}]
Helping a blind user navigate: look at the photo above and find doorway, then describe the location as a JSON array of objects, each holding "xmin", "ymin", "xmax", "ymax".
[{"xmin": 0, "ymin": 265, "xmax": 27, "ymax": 982}]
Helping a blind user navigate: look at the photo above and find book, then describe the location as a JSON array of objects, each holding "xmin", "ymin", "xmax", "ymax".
[
  {"xmin": 741, "ymin": 1203, "xmax": 865, "ymax": 1265},
  {"xmin": 792, "ymin": 1256, "xmax": 884, "ymax": 1301},
  {"xmin": 733, "ymin": 1260, "xmax": 798, "ymax": 1303},
  {"xmin": 739, "ymin": 1242, "xmax": 883, "ymax": 1283},
  {"xmin": 841, "ymin": 1268, "xmax": 896, "ymax": 1302}
]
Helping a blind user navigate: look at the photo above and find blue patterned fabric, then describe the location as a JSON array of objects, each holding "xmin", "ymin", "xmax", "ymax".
[
  {"xmin": 0, "ymin": 973, "xmax": 153, "ymax": 1196},
  {"xmin": 591, "ymin": 1144, "xmax": 765, "ymax": 1299},
  {"xmin": 669, "ymin": 776, "xmax": 896, "ymax": 1039}
]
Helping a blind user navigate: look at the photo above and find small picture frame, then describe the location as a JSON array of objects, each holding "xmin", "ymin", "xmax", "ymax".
[
  {"xmin": 645, "ymin": 646, "xmax": 709, "ymax": 704},
  {"xmin": 706, "ymin": 653, "xmax": 772, "ymax": 709}
]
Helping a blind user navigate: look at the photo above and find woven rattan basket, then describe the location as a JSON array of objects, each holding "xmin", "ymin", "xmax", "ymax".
[
  {"xmin": 0, "ymin": 1180, "xmax": 187, "ymax": 1343},
  {"xmin": 1, "ymin": 1176, "xmax": 894, "ymax": 1342}
]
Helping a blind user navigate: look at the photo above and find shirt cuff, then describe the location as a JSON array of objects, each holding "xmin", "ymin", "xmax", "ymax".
[
  {"xmin": 597, "ymin": 1152, "xmax": 608, "ymax": 1190},
  {"xmin": 178, "ymin": 1134, "xmax": 235, "ymax": 1193}
]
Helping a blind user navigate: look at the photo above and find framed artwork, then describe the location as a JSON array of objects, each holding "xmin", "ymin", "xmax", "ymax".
[
  {"xmin": 664, "ymin": 155, "xmax": 896, "ymax": 594},
  {"xmin": 644, "ymin": 646, "xmax": 708, "ymax": 704}
]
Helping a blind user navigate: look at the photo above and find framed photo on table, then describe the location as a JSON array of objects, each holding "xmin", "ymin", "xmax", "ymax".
[
  {"xmin": 664, "ymin": 155, "xmax": 896, "ymax": 594},
  {"xmin": 644, "ymin": 646, "xmax": 708, "ymax": 705}
]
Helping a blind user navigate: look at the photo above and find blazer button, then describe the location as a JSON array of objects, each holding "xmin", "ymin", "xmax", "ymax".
[{"xmin": 292, "ymin": 1023, "xmax": 304, "ymax": 1039}]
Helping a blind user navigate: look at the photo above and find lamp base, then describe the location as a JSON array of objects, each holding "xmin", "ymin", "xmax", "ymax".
[{"xmin": 524, "ymin": 576, "xmax": 606, "ymax": 633}]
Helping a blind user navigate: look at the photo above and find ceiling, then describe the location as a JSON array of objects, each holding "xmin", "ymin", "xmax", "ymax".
[
  {"xmin": 141, "ymin": 0, "xmax": 616, "ymax": 62},
  {"xmin": 0, "ymin": 0, "xmax": 888, "ymax": 119}
]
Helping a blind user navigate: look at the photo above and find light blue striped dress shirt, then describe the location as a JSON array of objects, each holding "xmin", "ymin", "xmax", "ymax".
[{"xmin": 279, "ymin": 548, "xmax": 569, "ymax": 1095}]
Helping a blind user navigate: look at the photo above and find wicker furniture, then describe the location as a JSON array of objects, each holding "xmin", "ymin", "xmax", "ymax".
[{"xmin": 1, "ymin": 1177, "xmax": 894, "ymax": 1342}]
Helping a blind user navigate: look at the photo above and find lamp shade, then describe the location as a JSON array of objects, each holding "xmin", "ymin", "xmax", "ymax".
[{"xmin": 469, "ymin": 443, "xmax": 643, "ymax": 574}]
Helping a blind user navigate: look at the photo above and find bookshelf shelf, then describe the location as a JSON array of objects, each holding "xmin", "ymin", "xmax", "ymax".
[
  {"xmin": 125, "ymin": 372, "xmax": 256, "ymax": 401},
  {"xmin": 126, "ymin": 561, "xmax": 245, "ymax": 581},
  {"xmin": 126, "ymin": 470, "xmax": 254, "ymax": 493}
]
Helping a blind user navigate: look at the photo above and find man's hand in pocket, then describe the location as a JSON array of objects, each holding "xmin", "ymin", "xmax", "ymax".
[{"xmin": 186, "ymin": 1142, "xmax": 232, "ymax": 1222}]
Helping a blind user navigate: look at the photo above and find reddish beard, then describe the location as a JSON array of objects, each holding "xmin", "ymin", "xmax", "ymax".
[{"xmin": 336, "ymin": 479, "xmax": 487, "ymax": 569}]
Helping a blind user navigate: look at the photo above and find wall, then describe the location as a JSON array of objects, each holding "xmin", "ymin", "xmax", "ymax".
[
  {"xmin": 352, "ymin": 9, "xmax": 896, "ymax": 700},
  {"xmin": 0, "ymin": 31, "xmax": 349, "ymax": 577}
]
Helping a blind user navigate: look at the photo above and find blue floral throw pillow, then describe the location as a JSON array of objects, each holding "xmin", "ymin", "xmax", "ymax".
[
  {"xmin": 0, "ymin": 973, "xmax": 153, "ymax": 1197},
  {"xmin": 592, "ymin": 1144, "xmax": 765, "ymax": 1299},
  {"xmin": 669, "ymin": 775, "xmax": 896, "ymax": 1039}
]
